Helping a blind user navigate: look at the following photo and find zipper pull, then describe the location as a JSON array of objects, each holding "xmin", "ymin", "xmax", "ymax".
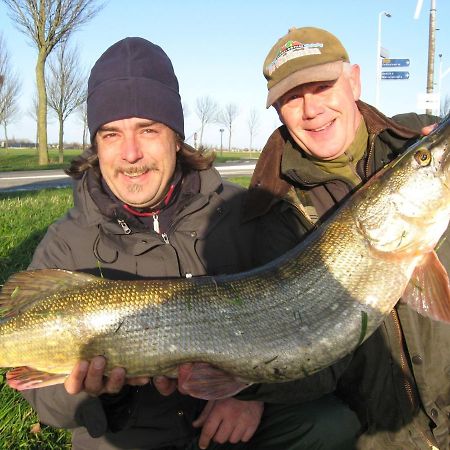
[
  {"xmin": 117, "ymin": 219, "xmax": 131, "ymax": 234},
  {"xmin": 153, "ymin": 214, "xmax": 160, "ymax": 234},
  {"xmin": 161, "ymin": 233, "xmax": 169, "ymax": 244}
]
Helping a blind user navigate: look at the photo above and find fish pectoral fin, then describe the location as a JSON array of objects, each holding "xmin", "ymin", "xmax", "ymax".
[
  {"xmin": 0, "ymin": 269, "xmax": 100, "ymax": 318},
  {"xmin": 6, "ymin": 366, "xmax": 68, "ymax": 391},
  {"xmin": 402, "ymin": 251, "xmax": 450, "ymax": 323},
  {"xmin": 177, "ymin": 362, "xmax": 251, "ymax": 400}
]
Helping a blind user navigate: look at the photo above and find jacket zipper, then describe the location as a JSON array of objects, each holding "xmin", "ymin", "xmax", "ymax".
[
  {"xmin": 391, "ymin": 309, "xmax": 439, "ymax": 449},
  {"xmin": 117, "ymin": 219, "xmax": 132, "ymax": 234},
  {"xmin": 391, "ymin": 309, "xmax": 417, "ymax": 408},
  {"xmin": 364, "ymin": 135, "xmax": 377, "ymax": 178}
]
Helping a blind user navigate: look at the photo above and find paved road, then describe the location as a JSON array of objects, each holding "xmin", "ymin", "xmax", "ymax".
[{"xmin": 0, "ymin": 162, "xmax": 256, "ymax": 192}]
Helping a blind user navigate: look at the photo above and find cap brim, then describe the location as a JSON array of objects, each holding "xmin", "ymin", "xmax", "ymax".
[{"xmin": 266, "ymin": 60, "xmax": 344, "ymax": 108}]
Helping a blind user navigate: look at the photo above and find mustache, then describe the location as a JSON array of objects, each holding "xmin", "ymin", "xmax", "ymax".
[{"xmin": 114, "ymin": 165, "xmax": 158, "ymax": 177}]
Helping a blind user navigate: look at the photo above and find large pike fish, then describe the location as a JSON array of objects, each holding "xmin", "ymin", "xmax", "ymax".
[{"xmin": 1, "ymin": 115, "xmax": 450, "ymax": 398}]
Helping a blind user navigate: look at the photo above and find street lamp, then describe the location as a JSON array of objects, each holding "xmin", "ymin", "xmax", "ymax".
[
  {"xmin": 376, "ymin": 11, "xmax": 391, "ymax": 109},
  {"xmin": 438, "ymin": 54, "xmax": 450, "ymax": 116},
  {"xmin": 219, "ymin": 128, "xmax": 224, "ymax": 156}
]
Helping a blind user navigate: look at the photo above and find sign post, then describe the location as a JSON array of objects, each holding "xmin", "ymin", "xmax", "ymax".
[
  {"xmin": 382, "ymin": 58, "xmax": 410, "ymax": 68},
  {"xmin": 381, "ymin": 71, "xmax": 410, "ymax": 80}
]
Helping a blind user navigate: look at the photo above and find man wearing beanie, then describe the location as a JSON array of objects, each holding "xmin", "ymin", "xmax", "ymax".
[
  {"xmin": 18, "ymin": 37, "xmax": 349, "ymax": 450},
  {"xmin": 242, "ymin": 26, "xmax": 450, "ymax": 449}
]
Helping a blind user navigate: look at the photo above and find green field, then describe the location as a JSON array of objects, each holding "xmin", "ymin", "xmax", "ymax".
[
  {"xmin": 0, "ymin": 148, "xmax": 258, "ymax": 172},
  {"xmin": 0, "ymin": 188, "xmax": 74, "ymax": 449}
]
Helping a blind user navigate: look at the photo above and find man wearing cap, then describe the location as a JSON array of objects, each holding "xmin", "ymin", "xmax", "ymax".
[
  {"xmin": 242, "ymin": 26, "xmax": 450, "ymax": 449},
  {"xmin": 18, "ymin": 36, "xmax": 359, "ymax": 450}
]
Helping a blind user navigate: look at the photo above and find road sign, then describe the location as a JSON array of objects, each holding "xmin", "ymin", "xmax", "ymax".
[
  {"xmin": 382, "ymin": 58, "xmax": 410, "ymax": 68},
  {"xmin": 381, "ymin": 71, "xmax": 410, "ymax": 80}
]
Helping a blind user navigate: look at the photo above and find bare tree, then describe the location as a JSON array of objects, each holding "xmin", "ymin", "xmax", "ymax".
[
  {"xmin": 28, "ymin": 90, "xmax": 39, "ymax": 151},
  {"xmin": 195, "ymin": 96, "xmax": 218, "ymax": 148},
  {"xmin": 2, "ymin": 0, "xmax": 103, "ymax": 165},
  {"xmin": 47, "ymin": 42, "xmax": 86, "ymax": 162},
  {"xmin": 0, "ymin": 33, "xmax": 21, "ymax": 151},
  {"xmin": 217, "ymin": 103, "xmax": 239, "ymax": 152},
  {"xmin": 77, "ymin": 94, "xmax": 88, "ymax": 151},
  {"xmin": 247, "ymin": 108, "xmax": 260, "ymax": 151}
]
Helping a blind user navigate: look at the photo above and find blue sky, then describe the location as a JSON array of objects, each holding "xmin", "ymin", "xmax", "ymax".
[{"xmin": 0, "ymin": 0, "xmax": 449, "ymax": 149}]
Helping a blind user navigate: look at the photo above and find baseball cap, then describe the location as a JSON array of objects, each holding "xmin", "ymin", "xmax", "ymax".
[{"xmin": 263, "ymin": 27, "xmax": 349, "ymax": 107}]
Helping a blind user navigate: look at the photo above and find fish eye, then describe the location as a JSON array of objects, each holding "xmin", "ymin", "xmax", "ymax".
[{"xmin": 414, "ymin": 148, "xmax": 432, "ymax": 166}]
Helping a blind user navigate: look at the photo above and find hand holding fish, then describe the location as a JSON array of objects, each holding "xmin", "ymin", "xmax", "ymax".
[
  {"xmin": 193, "ymin": 398, "xmax": 264, "ymax": 449},
  {"xmin": 2, "ymin": 116, "xmax": 450, "ymax": 396},
  {"xmin": 64, "ymin": 356, "xmax": 150, "ymax": 396}
]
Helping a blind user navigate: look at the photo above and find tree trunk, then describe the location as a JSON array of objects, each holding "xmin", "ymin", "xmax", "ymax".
[
  {"xmin": 3, "ymin": 121, "xmax": 8, "ymax": 153},
  {"xmin": 199, "ymin": 124, "xmax": 204, "ymax": 148},
  {"xmin": 82, "ymin": 120, "xmax": 87, "ymax": 151},
  {"xmin": 58, "ymin": 114, "xmax": 64, "ymax": 163},
  {"xmin": 228, "ymin": 130, "xmax": 232, "ymax": 151},
  {"xmin": 36, "ymin": 50, "xmax": 49, "ymax": 165}
]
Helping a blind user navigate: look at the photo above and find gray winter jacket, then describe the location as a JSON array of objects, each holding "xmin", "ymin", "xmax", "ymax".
[{"xmin": 23, "ymin": 166, "xmax": 259, "ymax": 450}]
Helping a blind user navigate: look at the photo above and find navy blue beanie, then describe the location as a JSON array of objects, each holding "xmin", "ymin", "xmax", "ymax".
[{"xmin": 87, "ymin": 37, "xmax": 184, "ymax": 141}]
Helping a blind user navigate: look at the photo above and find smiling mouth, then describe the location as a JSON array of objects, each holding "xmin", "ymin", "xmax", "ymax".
[
  {"xmin": 309, "ymin": 119, "xmax": 335, "ymax": 132},
  {"xmin": 122, "ymin": 170, "xmax": 148, "ymax": 178}
]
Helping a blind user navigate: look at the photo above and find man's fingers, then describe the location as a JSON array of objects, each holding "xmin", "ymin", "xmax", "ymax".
[
  {"xmin": 192, "ymin": 400, "xmax": 215, "ymax": 428},
  {"xmin": 421, "ymin": 124, "xmax": 437, "ymax": 136},
  {"xmin": 84, "ymin": 356, "xmax": 107, "ymax": 394},
  {"xmin": 153, "ymin": 376, "xmax": 177, "ymax": 396},
  {"xmin": 127, "ymin": 376, "xmax": 151, "ymax": 386},
  {"xmin": 237, "ymin": 421, "xmax": 259, "ymax": 443},
  {"xmin": 64, "ymin": 360, "xmax": 89, "ymax": 394},
  {"xmin": 103, "ymin": 367, "xmax": 126, "ymax": 394}
]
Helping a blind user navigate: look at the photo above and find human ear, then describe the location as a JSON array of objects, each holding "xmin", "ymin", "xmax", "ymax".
[{"xmin": 349, "ymin": 64, "xmax": 362, "ymax": 101}]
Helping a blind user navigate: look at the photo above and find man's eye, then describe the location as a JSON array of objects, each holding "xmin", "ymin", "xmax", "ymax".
[
  {"xmin": 316, "ymin": 84, "xmax": 330, "ymax": 92},
  {"xmin": 286, "ymin": 94, "xmax": 301, "ymax": 103},
  {"xmin": 102, "ymin": 132, "xmax": 117, "ymax": 139},
  {"xmin": 143, "ymin": 128, "xmax": 157, "ymax": 134}
]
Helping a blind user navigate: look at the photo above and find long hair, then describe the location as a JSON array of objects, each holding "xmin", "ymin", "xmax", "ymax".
[{"xmin": 65, "ymin": 135, "xmax": 216, "ymax": 179}]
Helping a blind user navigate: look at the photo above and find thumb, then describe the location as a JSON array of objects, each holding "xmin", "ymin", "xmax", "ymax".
[{"xmin": 192, "ymin": 400, "xmax": 215, "ymax": 428}]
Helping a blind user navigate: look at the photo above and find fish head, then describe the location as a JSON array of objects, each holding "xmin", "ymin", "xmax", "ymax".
[{"xmin": 353, "ymin": 114, "xmax": 450, "ymax": 258}]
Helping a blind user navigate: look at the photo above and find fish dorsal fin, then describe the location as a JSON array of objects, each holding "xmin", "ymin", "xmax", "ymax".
[
  {"xmin": 0, "ymin": 269, "xmax": 99, "ymax": 319},
  {"xmin": 402, "ymin": 251, "xmax": 450, "ymax": 323}
]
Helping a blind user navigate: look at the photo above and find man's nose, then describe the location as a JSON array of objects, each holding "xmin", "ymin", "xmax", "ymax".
[
  {"xmin": 302, "ymin": 93, "xmax": 322, "ymax": 119},
  {"xmin": 121, "ymin": 136, "xmax": 143, "ymax": 163}
]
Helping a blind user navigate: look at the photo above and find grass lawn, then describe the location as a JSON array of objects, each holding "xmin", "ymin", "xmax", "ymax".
[
  {"xmin": 0, "ymin": 148, "xmax": 258, "ymax": 172},
  {"xmin": 0, "ymin": 188, "xmax": 74, "ymax": 449},
  {"xmin": 0, "ymin": 149, "xmax": 82, "ymax": 171},
  {"xmin": 0, "ymin": 175, "xmax": 250, "ymax": 448}
]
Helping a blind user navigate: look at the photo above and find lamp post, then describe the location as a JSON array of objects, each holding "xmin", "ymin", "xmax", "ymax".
[
  {"xmin": 425, "ymin": 0, "xmax": 436, "ymax": 114},
  {"xmin": 438, "ymin": 54, "xmax": 450, "ymax": 116},
  {"xmin": 219, "ymin": 128, "xmax": 224, "ymax": 156},
  {"xmin": 376, "ymin": 11, "xmax": 391, "ymax": 110}
]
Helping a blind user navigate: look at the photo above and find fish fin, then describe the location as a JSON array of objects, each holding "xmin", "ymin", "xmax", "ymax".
[
  {"xmin": 402, "ymin": 251, "xmax": 450, "ymax": 323},
  {"xmin": 178, "ymin": 362, "xmax": 252, "ymax": 400},
  {"xmin": 0, "ymin": 269, "xmax": 99, "ymax": 318},
  {"xmin": 6, "ymin": 366, "xmax": 68, "ymax": 390}
]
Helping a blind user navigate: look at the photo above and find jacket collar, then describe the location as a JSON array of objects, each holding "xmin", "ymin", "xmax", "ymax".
[
  {"xmin": 72, "ymin": 166, "xmax": 224, "ymax": 233},
  {"xmin": 243, "ymin": 101, "xmax": 420, "ymax": 222}
]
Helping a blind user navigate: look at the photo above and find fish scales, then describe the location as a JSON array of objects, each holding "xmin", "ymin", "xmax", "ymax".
[
  {"xmin": 0, "ymin": 213, "xmax": 414, "ymax": 381},
  {"xmin": 1, "ymin": 114, "xmax": 450, "ymax": 386}
]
